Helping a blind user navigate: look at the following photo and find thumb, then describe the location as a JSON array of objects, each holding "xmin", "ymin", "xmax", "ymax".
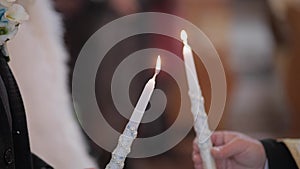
[{"xmin": 211, "ymin": 138, "xmax": 246, "ymax": 159}]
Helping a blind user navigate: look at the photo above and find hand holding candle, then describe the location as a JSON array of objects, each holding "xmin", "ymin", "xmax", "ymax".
[
  {"xmin": 105, "ymin": 56, "xmax": 161, "ymax": 169},
  {"xmin": 181, "ymin": 30, "xmax": 216, "ymax": 169}
]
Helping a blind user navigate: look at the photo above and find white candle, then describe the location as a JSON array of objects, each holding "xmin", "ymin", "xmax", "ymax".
[
  {"xmin": 130, "ymin": 56, "xmax": 161, "ymax": 123},
  {"xmin": 106, "ymin": 56, "xmax": 161, "ymax": 169},
  {"xmin": 181, "ymin": 30, "xmax": 201, "ymax": 96},
  {"xmin": 181, "ymin": 30, "xmax": 216, "ymax": 169}
]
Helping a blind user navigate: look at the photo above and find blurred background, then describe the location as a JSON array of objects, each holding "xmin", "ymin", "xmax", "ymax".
[{"xmin": 52, "ymin": 0, "xmax": 300, "ymax": 168}]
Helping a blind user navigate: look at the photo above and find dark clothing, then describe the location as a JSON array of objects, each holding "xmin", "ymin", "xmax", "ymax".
[
  {"xmin": 0, "ymin": 54, "xmax": 52, "ymax": 169},
  {"xmin": 261, "ymin": 139, "xmax": 299, "ymax": 169}
]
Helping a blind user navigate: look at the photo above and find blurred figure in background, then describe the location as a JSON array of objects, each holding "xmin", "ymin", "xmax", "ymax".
[
  {"xmin": 8, "ymin": 0, "xmax": 96, "ymax": 168},
  {"xmin": 267, "ymin": 0, "xmax": 300, "ymax": 137}
]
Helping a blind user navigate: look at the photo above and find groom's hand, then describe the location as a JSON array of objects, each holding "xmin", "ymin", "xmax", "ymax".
[{"xmin": 192, "ymin": 131, "xmax": 267, "ymax": 169}]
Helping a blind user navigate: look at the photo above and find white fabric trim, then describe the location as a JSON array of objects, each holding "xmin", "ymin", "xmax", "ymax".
[{"xmin": 264, "ymin": 159, "xmax": 269, "ymax": 169}]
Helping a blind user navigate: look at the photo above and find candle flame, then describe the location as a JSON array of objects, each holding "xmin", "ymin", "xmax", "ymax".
[
  {"xmin": 155, "ymin": 55, "xmax": 161, "ymax": 75},
  {"xmin": 180, "ymin": 30, "xmax": 188, "ymax": 43}
]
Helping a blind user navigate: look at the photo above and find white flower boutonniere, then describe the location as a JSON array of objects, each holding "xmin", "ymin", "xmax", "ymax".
[{"xmin": 0, "ymin": 0, "xmax": 29, "ymax": 59}]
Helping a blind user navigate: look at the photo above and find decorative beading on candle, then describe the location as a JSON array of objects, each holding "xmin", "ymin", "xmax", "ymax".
[
  {"xmin": 190, "ymin": 92, "xmax": 211, "ymax": 140},
  {"xmin": 106, "ymin": 121, "xmax": 139, "ymax": 169},
  {"xmin": 191, "ymin": 87, "xmax": 216, "ymax": 169}
]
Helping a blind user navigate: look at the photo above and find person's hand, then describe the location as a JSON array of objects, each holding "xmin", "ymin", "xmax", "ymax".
[{"xmin": 192, "ymin": 131, "xmax": 267, "ymax": 169}]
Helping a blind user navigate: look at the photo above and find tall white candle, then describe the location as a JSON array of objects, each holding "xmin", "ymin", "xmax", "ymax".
[
  {"xmin": 181, "ymin": 30, "xmax": 216, "ymax": 169},
  {"xmin": 130, "ymin": 56, "xmax": 161, "ymax": 123},
  {"xmin": 106, "ymin": 56, "xmax": 161, "ymax": 169},
  {"xmin": 181, "ymin": 30, "xmax": 201, "ymax": 96}
]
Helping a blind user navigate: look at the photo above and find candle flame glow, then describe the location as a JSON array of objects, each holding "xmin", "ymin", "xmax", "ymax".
[
  {"xmin": 180, "ymin": 30, "xmax": 188, "ymax": 42},
  {"xmin": 155, "ymin": 55, "xmax": 161, "ymax": 75}
]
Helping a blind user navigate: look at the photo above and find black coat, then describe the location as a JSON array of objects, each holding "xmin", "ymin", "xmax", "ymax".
[
  {"xmin": 0, "ymin": 54, "xmax": 52, "ymax": 169},
  {"xmin": 261, "ymin": 139, "xmax": 298, "ymax": 169}
]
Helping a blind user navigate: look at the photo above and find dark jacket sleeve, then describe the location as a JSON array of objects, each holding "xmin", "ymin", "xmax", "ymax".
[
  {"xmin": 32, "ymin": 153, "xmax": 53, "ymax": 169},
  {"xmin": 0, "ymin": 55, "xmax": 54, "ymax": 169},
  {"xmin": 261, "ymin": 139, "xmax": 298, "ymax": 169}
]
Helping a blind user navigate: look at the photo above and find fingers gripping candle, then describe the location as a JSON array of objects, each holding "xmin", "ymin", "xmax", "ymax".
[
  {"xmin": 105, "ymin": 56, "xmax": 161, "ymax": 169},
  {"xmin": 181, "ymin": 30, "xmax": 216, "ymax": 169}
]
